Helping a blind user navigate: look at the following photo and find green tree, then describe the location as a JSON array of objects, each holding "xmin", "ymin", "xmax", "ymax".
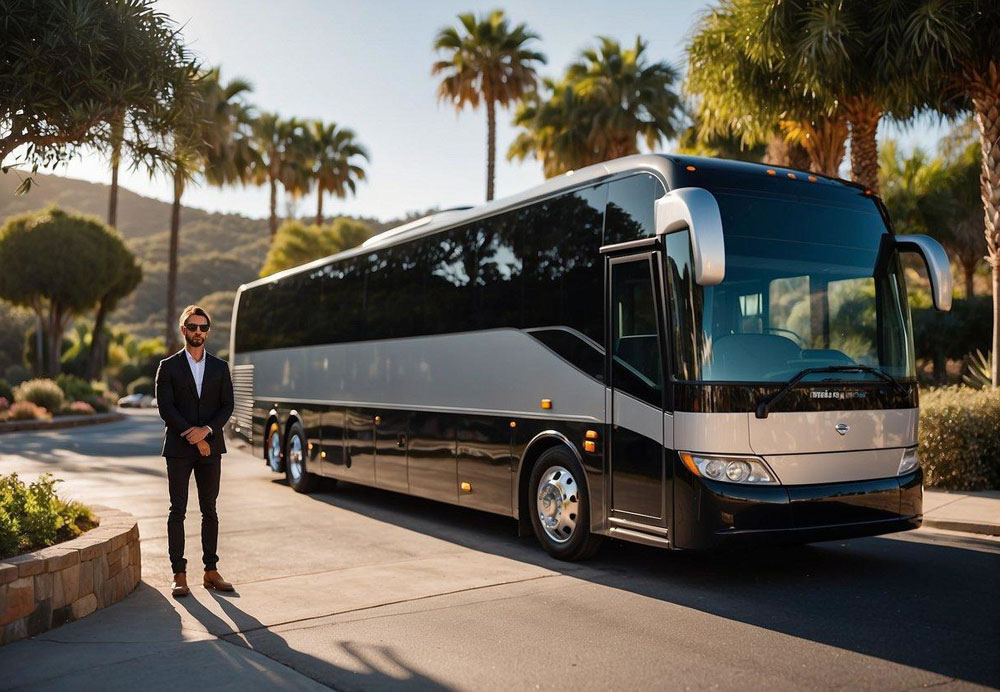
[
  {"xmin": 0, "ymin": 208, "xmax": 124, "ymax": 376},
  {"xmin": 509, "ymin": 37, "xmax": 682, "ymax": 177},
  {"xmin": 0, "ymin": 0, "xmax": 197, "ymax": 193},
  {"xmin": 893, "ymin": 0, "xmax": 1000, "ymax": 387},
  {"xmin": 251, "ymin": 114, "xmax": 307, "ymax": 239},
  {"xmin": 433, "ymin": 10, "xmax": 545, "ymax": 201},
  {"xmin": 685, "ymin": 0, "xmax": 849, "ymax": 177},
  {"xmin": 86, "ymin": 238, "xmax": 142, "ymax": 380},
  {"xmin": 880, "ymin": 137, "xmax": 986, "ymax": 301},
  {"xmin": 309, "ymin": 120, "xmax": 369, "ymax": 226},
  {"xmin": 165, "ymin": 70, "xmax": 255, "ymax": 352},
  {"xmin": 260, "ymin": 219, "xmax": 371, "ymax": 277}
]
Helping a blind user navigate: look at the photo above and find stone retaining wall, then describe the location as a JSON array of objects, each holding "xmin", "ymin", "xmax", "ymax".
[
  {"xmin": 0, "ymin": 506, "xmax": 141, "ymax": 645},
  {"xmin": 0, "ymin": 412, "xmax": 126, "ymax": 434}
]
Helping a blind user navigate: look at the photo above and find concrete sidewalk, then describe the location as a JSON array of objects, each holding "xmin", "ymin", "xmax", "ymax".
[{"xmin": 924, "ymin": 489, "xmax": 1000, "ymax": 536}]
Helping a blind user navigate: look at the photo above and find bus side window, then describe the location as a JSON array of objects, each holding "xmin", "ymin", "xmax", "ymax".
[{"xmin": 605, "ymin": 174, "xmax": 663, "ymax": 245}]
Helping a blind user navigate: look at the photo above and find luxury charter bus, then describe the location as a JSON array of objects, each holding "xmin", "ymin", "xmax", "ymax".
[{"xmin": 227, "ymin": 154, "xmax": 952, "ymax": 560}]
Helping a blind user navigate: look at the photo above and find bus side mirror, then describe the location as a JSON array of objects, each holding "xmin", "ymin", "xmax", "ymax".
[
  {"xmin": 655, "ymin": 187, "xmax": 725, "ymax": 285},
  {"xmin": 894, "ymin": 235, "xmax": 953, "ymax": 311}
]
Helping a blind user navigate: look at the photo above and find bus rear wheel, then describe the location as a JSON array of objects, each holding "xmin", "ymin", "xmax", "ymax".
[
  {"xmin": 529, "ymin": 447, "xmax": 603, "ymax": 561},
  {"xmin": 284, "ymin": 421, "xmax": 319, "ymax": 493},
  {"xmin": 266, "ymin": 421, "xmax": 282, "ymax": 472}
]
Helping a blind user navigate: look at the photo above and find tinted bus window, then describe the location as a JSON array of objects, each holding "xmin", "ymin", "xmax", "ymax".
[{"xmin": 605, "ymin": 174, "xmax": 662, "ymax": 245}]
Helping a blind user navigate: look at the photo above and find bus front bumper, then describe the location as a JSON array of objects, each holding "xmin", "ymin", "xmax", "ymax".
[{"xmin": 673, "ymin": 466, "xmax": 923, "ymax": 550}]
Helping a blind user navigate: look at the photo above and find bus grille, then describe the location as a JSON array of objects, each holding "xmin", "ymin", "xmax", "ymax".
[{"xmin": 232, "ymin": 364, "xmax": 254, "ymax": 442}]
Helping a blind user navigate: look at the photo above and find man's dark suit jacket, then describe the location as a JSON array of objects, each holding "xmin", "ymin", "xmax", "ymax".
[{"xmin": 155, "ymin": 349, "xmax": 234, "ymax": 458}]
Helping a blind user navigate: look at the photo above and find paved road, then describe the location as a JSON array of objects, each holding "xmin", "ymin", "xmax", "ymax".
[{"xmin": 1, "ymin": 410, "xmax": 998, "ymax": 690}]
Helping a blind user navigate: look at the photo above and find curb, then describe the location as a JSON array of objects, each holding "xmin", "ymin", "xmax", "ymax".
[
  {"xmin": 923, "ymin": 518, "xmax": 1000, "ymax": 537},
  {"xmin": 0, "ymin": 412, "xmax": 126, "ymax": 434},
  {"xmin": 0, "ymin": 505, "xmax": 141, "ymax": 646}
]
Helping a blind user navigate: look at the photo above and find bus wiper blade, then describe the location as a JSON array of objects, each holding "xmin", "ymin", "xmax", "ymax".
[{"xmin": 755, "ymin": 365, "xmax": 908, "ymax": 420}]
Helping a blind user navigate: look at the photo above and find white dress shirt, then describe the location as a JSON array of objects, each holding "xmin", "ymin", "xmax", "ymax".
[
  {"xmin": 185, "ymin": 348, "xmax": 206, "ymax": 398},
  {"xmin": 184, "ymin": 348, "xmax": 212, "ymax": 435}
]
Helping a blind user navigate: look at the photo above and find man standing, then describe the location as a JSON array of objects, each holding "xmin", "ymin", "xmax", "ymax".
[{"xmin": 155, "ymin": 305, "xmax": 235, "ymax": 597}]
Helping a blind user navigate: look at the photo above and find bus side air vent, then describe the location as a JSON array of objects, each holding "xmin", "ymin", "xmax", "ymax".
[{"xmin": 232, "ymin": 364, "xmax": 255, "ymax": 442}]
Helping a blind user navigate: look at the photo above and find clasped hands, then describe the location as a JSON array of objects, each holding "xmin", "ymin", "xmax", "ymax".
[{"xmin": 181, "ymin": 426, "xmax": 212, "ymax": 456}]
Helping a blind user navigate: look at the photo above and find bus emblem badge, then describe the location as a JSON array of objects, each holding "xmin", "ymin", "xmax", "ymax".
[{"xmin": 835, "ymin": 423, "xmax": 849, "ymax": 436}]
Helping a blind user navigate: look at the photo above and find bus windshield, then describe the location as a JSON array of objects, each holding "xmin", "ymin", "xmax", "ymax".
[{"xmin": 664, "ymin": 190, "xmax": 916, "ymax": 384}]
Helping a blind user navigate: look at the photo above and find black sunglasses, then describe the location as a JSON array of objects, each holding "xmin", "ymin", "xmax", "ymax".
[{"xmin": 184, "ymin": 323, "xmax": 210, "ymax": 332}]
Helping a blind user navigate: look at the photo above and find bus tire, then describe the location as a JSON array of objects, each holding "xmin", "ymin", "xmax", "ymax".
[
  {"xmin": 529, "ymin": 446, "xmax": 603, "ymax": 561},
  {"xmin": 284, "ymin": 421, "xmax": 319, "ymax": 493},
  {"xmin": 266, "ymin": 420, "xmax": 283, "ymax": 472}
]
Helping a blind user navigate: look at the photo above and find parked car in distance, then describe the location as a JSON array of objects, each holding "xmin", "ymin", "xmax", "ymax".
[{"xmin": 117, "ymin": 393, "xmax": 155, "ymax": 408}]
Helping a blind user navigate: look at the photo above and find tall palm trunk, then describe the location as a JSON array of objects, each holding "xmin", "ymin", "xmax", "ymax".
[
  {"xmin": 786, "ymin": 117, "xmax": 847, "ymax": 177},
  {"xmin": 269, "ymin": 172, "xmax": 278, "ymax": 240},
  {"xmin": 970, "ymin": 62, "xmax": 1000, "ymax": 387},
  {"xmin": 846, "ymin": 97, "xmax": 883, "ymax": 194},
  {"xmin": 316, "ymin": 190, "xmax": 324, "ymax": 227},
  {"xmin": 166, "ymin": 169, "xmax": 183, "ymax": 353},
  {"xmin": 764, "ymin": 134, "xmax": 810, "ymax": 170},
  {"xmin": 486, "ymin": 98, "xmax": 496, "ymax": 201}
]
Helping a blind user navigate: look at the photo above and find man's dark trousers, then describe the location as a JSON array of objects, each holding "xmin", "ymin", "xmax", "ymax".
[{"xmin": 167, "ymin": 455, "xmax": 221, "ymax": 574}]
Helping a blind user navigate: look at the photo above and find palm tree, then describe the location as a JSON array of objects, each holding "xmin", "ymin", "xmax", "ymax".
[
  {"xmin": 567, "ymin": 37, "xmax": 682, "ymax": 160},
  {"xmin": 308, "ymin": 120, "xmax": 369, "ymax": 226},
  {"xmin": 251, "ymin": 113, "xmax": 307, "ymax": 239},
  {"xmin": 893, "ymin": 0, "xmax": 1000, "ymax": 386},
  {"xmin": 509, "ymin": 36, "xmax": 683, "ymax": 177},
  {"xmin": 685, "ymin": 1, "xmax": 846, "ymax": 176},
  {"xmin": 165, "ymin": 69, "xmax": 254, "ymax": 351},
  {"xmin": 432, "ymin": 10, "xmax": 545, "ymax": 201}
]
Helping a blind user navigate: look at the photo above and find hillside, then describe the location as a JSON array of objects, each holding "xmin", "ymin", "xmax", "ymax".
[{"xmin": 0, "ymin": 172, "xmax": 421, "ymax": 344}]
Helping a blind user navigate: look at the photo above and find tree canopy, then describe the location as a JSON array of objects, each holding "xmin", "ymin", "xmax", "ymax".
[
  {"xmin": 0, "ymin": 0, "xmax": 198, "ymax": 191},
  {"xmin": 260, "ymin": 218, "xmax": 372, "ymax": 277}
]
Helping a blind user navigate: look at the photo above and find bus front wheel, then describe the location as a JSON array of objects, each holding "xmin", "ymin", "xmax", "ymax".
[
  {"xmin": 284, "ymin": 421, "xmax": 319, "ymax": 493},
  {"xmin": 529, "ymin": 447, "xmax": 603, "ymax": 561}
]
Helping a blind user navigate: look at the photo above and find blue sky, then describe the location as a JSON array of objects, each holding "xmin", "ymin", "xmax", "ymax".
[{"xmin": 41, "ymin": 0, "xmax": 951, "ymax": 222}]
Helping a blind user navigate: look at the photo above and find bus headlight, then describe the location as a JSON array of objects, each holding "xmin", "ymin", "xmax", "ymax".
[
  {"xmin": 679, "ymin": 452, "xmax": 778, "ymax": 485},
  {"xmin": 898, "ymin": 446, "xmax": 919, "ymax": 475}
]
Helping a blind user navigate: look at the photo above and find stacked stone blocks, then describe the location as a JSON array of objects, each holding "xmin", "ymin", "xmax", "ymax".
[{"xmin": 0, "ymin": 506, "xmax": 141, "ymax": 645}]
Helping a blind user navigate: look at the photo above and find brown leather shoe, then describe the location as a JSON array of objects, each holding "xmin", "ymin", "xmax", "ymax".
[
  {"xmin": 203, "ymin": 570, "xmax": 235, "ymax": 592},
  {"xmin": 171, "ymin": 573, "xmax": 190, "ymax": 597}
]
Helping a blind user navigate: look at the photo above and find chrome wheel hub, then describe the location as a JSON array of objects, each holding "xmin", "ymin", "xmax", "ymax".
[
  {"xmin": 536, "ymin": 465, "xmax": 579, "ymax": 543},
  {"xmin": 287, "ymin": 435, "xmax": 304, "ymax": 482},
  {"xmin": 267, "ymin": 429, "xmax": 281, "ymax": 471}
]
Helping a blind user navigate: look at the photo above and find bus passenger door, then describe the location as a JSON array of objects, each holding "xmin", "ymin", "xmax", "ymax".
[{"xmin": 607, "ymin": 252, "xmax": 668, "ymax": 530}]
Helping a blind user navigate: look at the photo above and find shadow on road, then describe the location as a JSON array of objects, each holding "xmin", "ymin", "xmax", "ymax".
[
  {"xmin": 299, "ymin": 479, "xmax": 1000, "ymax": 688},
  {"xmin": 175, "ymin": 588, "xmax": 449, "ymax": 689}
]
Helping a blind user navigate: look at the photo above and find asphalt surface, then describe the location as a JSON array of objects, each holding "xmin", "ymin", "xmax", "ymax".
[{"xmin": 1, "ymin": 409, "xmax": 998, "ymax": 690}]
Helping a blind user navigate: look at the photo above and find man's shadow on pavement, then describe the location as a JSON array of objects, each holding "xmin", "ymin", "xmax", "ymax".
[{"xmin": 174, "ymin": 588, "xmax": 448, "ymax": 690}]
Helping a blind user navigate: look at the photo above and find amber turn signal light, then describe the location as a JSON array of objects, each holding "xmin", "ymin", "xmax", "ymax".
[
  {"xmin": 583, "ymin": 441, "xmax": 597, "ymax": 453},
  {"xmin": 541, "ymin": 399, "xmax": 552, "ymax": 410}
]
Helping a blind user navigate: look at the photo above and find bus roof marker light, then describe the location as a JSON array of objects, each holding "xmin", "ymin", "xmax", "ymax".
[
  {"xmin": 685, "ymin": 165, "xmax": 696, "ymax": 171},
  {"xmin": 808, "ymin": 175, "xmax": 818, "ymax": 182},
  {"xmin": 786, "ymin": 172, "xmax": 796, "ymax": 179},
  {"xmin": 766, "ymin": 169, "xmax": 776, "ymax": 176}
]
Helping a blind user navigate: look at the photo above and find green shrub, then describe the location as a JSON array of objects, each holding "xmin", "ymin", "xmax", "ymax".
[
  {"xmin": 127, "ymin": 376, "xmax": 154, "ymax": 396},
  {"xmin": 64, "ymin": 401, "xmax": 96, "ymax": 415},
  {"xmin": 919, "ymin": 386, "xmax": 1000, "ymax": 490},
  {"xmin": 0, "ymin": 473, "xmax": 95, "ymax": 558},
  {"xmin": 13, "ymin": 378, "xmax": 65, "ymax": 413},
  {"xmin": 5, "ymin": 400, "xmax": 51, "ymax": 421},
  {"xmin": 55, "ymin": 374, "xmax": 96, "ymax": 401}
]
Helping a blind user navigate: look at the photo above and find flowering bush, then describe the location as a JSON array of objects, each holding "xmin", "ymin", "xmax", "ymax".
[
  {"xmin": 0, "ymin": 396, "xmax": 9, "ymax": 412},
  {"xmin": 65, "ymin": 401, "xmax": 96, "ymax": 415},
  {"xmin": 4, "ymin": 401, "xmax": 51, "ymax": 421},
  {"xmin": 919, "ymin": 387, "xmax": 1000, "ymax": 490},
  {"xmin": 13, "ymin": 378, "xmax": 65, "ymax": 414}
]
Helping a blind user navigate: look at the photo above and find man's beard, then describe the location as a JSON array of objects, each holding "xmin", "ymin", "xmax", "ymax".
[{"xmin": 184, "ymin": 333, "xmax": 205, "ymax": 348}]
